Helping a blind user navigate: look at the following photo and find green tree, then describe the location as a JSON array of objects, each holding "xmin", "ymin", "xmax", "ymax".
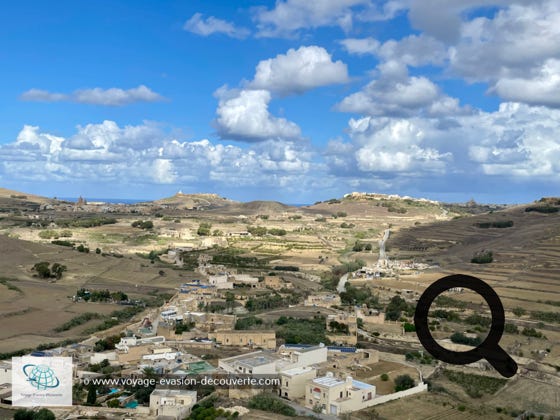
[
  {"xmin": 14, "ymin": 408, "xmax": 56, "ymax": 420},
  {"xmin": 32, "ymin": 261, "xmax": 51, "ymax": 278},
  {"xmin": 86, "ymin": 383, "xmax": 97, "ymax": 405},
  {"xmin": 51, "ymin": 263, "xmax": 67, "ymax": 279},
  {"xmin": 197, "ymin": 222, "xmax": 212, "ymax": 236},
  {"xmin": 107, "ymin": 399, "xmax": 120, "ymax": 408},
  {"xmin": 394, "ymin": 374, "xmax": 415, "ymax": 392}
]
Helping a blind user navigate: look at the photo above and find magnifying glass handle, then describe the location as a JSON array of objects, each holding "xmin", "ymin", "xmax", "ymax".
[{"xmin": 485, "ymin": 345, "xmax": 518, "ymax": 378}]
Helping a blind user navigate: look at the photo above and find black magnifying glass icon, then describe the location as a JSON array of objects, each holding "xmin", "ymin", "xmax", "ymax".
[{"xmin": 414, "ymin": 274, "xmax": 518, "ymax": 378}]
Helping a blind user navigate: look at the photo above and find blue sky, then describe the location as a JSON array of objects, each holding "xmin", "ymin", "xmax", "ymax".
[{"xmin": 1, "ymin": 0, "xmax": 559, "ymax": 204}]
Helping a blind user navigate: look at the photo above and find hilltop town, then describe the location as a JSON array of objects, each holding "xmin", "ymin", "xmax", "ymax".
[{"xmin": 0, "ymin": 189, "xmax": 559, "ymax": 419}]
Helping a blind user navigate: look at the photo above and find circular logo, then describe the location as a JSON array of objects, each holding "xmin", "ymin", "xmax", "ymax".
[{"xmin": 23, "ymin": 364, "xmax": 61, "ymax": 390}]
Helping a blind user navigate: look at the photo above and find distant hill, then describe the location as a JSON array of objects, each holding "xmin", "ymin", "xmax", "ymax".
[
  {"xmin": 0, "ymin": 187, "xmax": 55, "ymax": 211},
  {"xmin": 152, "ymin": 192, "xmax": 237, "ymax": 209},
  {"xmin": 223, "ymin": 200, "xmax": 294, "ymax": 214},
  {"xmin": 0, "ymin": 187, "xmax": 52, "ymax": 203}
]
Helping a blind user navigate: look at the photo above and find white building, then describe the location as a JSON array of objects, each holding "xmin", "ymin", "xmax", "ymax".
[
  {"xmin": 306, "ymin": 373, "xmax": 375, "ymax": 416},
  {"xmin": 219, "ymin": 351, "xmax": 280, "ymax": 375},
  {"xmin": 279, "ymin": 366, "xmax": 317, "ymax": 400},
  {"xmin": 149, "ymin": 388, "xmax": 197, "ymax": 419},
  {"xmin": 219, "ymin": 346, "xmax": 327, "ymax": 376}
]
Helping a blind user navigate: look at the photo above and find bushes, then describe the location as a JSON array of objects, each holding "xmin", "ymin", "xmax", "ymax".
[
  {"xmin": 450, "ymin": 332, "xmax": 482, "ymax": 346},
  {"xmin": 431, "ymin": 309, "xmax": 460, "ymax": 322},
  {"xmin": 175, "ymin": 320, "xmax": 195, "ymax": 334},
  {"xmin": 385, "ymin": 295, "xmax": 414, "ymax": 321},
  {"xmin": 54, "ymin": 312, "xmax": 102, "ymax": 332},
  {"xmin": 521, "ymin": 327, "xmax": 545, "ymax": 338},
  {"xmin": 471, "ymin": 250, "xmax": 493, "ymax": 264},
  {"xmin": 51, "ymin": 240, "xmax": 74, "ymax": 247},
  {"xmin": 405, "ymin": 351, "xmax": 433, "ymax": 364},
  {"xmin": 475, "ymin": 220, "xmax": 513, "ymax": 228},
  {"xmin": 197, "ymin": 222, "xmax": 212, "ymax": 236},
  {"xmin": 525, "ymin": 205, "xmax": 559, "ymax": 213},
  {"xmin": 247, "ymin": 226, "xmax": 267, "ymax": 236},
  {"xmin": 245, "ymin": 293, "xmax": 300, "ymax": 312},
  {"xmin": 132, "ymin": 220, "xmax": 154, "ymax": 230},
  {"xmin": 442, "ymin": 369, "xmax": 506, "ymax": 398},
  {"xmin": 268, "ymin": 228, "xmax": 286, "ymax": 236},
  {"xmin": 403, "ymin": 322, "xmax": 415, "ymax": 332},
  {"xmin": 58, "ymin": 217, "xmax": 117, "ymax": 228},
  {"xmin": 530, "ymin": 310, "xmax": 560, "ymax": 324},
  {"xmin": 14, "ymin": 408, "xmax": 55, "ymax": 420},
  {"xmin": 32, "ymin": 261, "xmax": 67, "ymax": 279},
  {"xmin": 434, "ymin": 295, "xmax": 466, "ymax": 309},
  {"xmin": 76, "ymin": 244, "xmax": 90, "ymax": 253},
  {"xmin": 340, "ymin": 284, "xmax": 380, "ymax": 308},
  {"xmin": 394, "ymin": 374, "xmax": 415, "ymax": 392},
  {"xmin": 247, "ymin": 393, "xmax": 296, "ymax": 417},
  {"xmin": 273, "ymin": 265, "xmax": 299, "ymax": 271},
  {"xmin": 235, "ymin": 316, "xmax": 263, "ymax": 330},
  {"xmin": 276, "ymin": 316, "xmax": 328, "ymax": 344}
]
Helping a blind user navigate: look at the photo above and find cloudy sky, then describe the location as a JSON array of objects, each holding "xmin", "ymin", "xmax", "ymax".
[{"xmin": 1, "ymin": 0, "xmax": 559, "ymax": 203}]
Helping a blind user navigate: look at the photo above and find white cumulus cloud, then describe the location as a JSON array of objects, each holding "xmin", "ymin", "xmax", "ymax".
[
  {"xmin": 248, "ymin": 46, "xmax": 349, "ymax": 95},
  {"xmin": 254, "ymin": 0, "xmax": 370, "ymax": 37},
  {"xmin": 337, "ymin": 61, "xmax": 466, "ymax": 117},
  {"xmin": 215, "ymin": 88, "xmax": 302, "ymax": 142}
]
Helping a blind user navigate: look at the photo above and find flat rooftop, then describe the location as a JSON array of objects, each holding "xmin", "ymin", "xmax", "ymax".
[
  {"xmin": 281, "ymin": 366, "xmax": 315, "ymax": 377},
  {"xmin": 151, "ymin": 389, "xmax": 197, "ymax": 398},
  {"xmin": 313, "ymin": 376, "xmax": 345, "ymax": 388}
]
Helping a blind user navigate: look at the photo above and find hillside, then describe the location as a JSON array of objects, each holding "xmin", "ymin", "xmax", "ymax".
[
  {"xmin": 152, "ymin": 192, "xmax": 237, "ymax": 209},
  {"xmin": 0, "ymin": 187, "xmax": 54, "ymax": 211}
]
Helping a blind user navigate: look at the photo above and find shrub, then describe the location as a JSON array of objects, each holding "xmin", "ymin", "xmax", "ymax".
[
  {"xmin": 235, "ymin": 316, "xmax": 263, "ymax": 330},
  {"xmin": 394, "ymin": 374, "xmax": 415, "ymax": 392},
  {"xmin": 450, "ymin": 332, "xmax": 482, "ymax": 346},
  {"xmin": 403, "ymin": 322, "xmax": 416, "ymax": 332},
  {"xmin": 247, "ymin": 393, "xmax": 296, "ymax": 417},
  {"xmin": 521, "ymin": 327, "xmax": 544, "ymax": 338},
  {"xmin": 131, "ymin": 220, "xmax": 154, "ymax": 230},
  {"xmin": 512, "ymin": 307, "xmax": 526, "ymax": 317},
  {"xmin": 273, "ymin": 265, "xmax": 299, "ymax": 271},
  {"xmin": 32, "ymin": 261, "xmax": 52, "ymax": 278},
  {"xmin": 380, "ymin": 373, "xmax": 389, "ymax": 381},
  {"xmin": 525, "ymin": 205, "xmax": 559, "ymax": 213},
  {"xmin": 471, "ymin": 250, "xmax": 493, "ymax": 264},
  {"xmin": 247, "ymin": 226, "xmax": 267, "ymax": 236},
  {"xmin": 51, "ymin": 240, "xmax": 74, "ymax": 247},
  {"xmin": 475, "ymin": 221, "xmax": 513, "ymax": 228},
  {"xmin": 443, "ymin": 369, "xmax": 506, "ymax": 398},
  {"xmin": 197, "ymin": 222, "xmax": 212, "ymax": 236}
]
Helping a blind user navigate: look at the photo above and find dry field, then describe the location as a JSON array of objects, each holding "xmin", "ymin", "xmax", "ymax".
[{"xmin": 0, "ymin": 234, "xmax": 181, "ymax": 353}]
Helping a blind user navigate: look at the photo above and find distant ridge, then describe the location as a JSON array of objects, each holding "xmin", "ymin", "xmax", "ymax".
[
  {"xmin": 0, "ymin": 187, "xmax": 53, "ymax": 204},
  {"xmin": 152, "ymin": 192, "xmax": 237, "ymax": 209}
]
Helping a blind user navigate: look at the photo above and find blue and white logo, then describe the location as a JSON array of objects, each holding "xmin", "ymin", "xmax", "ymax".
[
  {"xmin": 12, "ymin": 356, "xmax": 73, "ymax": 407},
  {"xmin": 23, "ymin": 363, "xmax": 61, "ymax": 390}
]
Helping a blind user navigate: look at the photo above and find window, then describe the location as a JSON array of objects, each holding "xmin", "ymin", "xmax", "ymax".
[{"xmin": 339, "ymin": 391, "xmax": 343, "ymax": 398}]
